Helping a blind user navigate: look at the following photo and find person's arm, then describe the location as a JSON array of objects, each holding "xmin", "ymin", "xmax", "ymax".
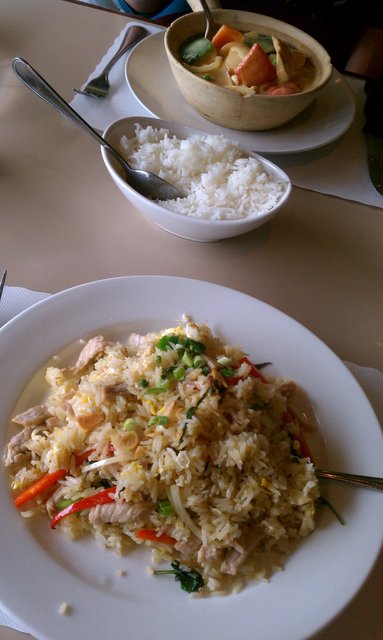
[{"xmin": 123, "ymin": 1, "xmax": 171, "ymax": 12}]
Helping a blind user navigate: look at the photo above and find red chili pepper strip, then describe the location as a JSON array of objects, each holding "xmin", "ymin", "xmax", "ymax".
[
  {"xmin": 74, "ymin": 444, "xmax": 114, "ymax": 467},
  {"xmin": 240, "ymin": 357, "xmax": 268, "ymax": 383},
  {"xmin": 14, "ymin": 468, "xmax": 68, "ymax": 508},
  {"xmin": 226, "ymin": 358, "xmax": 268, "ymax": 386},
  {"xmin": 73, "ymin": 448, "xmax": 96, "ymax": 466},
  {"xmin": 283, "ymin": 410, "xmax": 294, "ymax": 423},
  {"xmin": 50, "ymin": 486, "xmax": 117, "ymax": 529},
  {"xmin": 293, "ymin": 433, "xmax": 313, "ymax": 461},
  {"xmin": 135, "ymin": 529, "xmax": 177, "ymax": 545},
  {"xmin": 225, "ymin": 375, "xmax": 241, "ymax": 386},
  {"xmin": 283, "ymin": 410, "xmax": 313, "ymax": 461}
]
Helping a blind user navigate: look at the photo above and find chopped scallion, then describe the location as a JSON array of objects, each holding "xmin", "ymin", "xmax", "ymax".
[
  {"xmin": 157, "ymin": 500, "xmax": 175, "ymax": 517},
  {"xmin": 146, "ymin": 379, "xmax": 170, "ymax": 394},
  {"xmin": 182, "ymin": 352, "xmax": 194, "ymax": 368},
  {"xmin": 149, "ymin": 415, "xmax": 169, "ymax": 426},
  {"xmin": 173, "ymin": 366, "xmax": 185, "ymax": 381},
  {"xmin": 156, "ymin": 335, "xmax": 179, "ymax": 351},
  {"xmin": 162, "ymin": 365, "xmax": 175, "ymax": 375},
  {"xmin": 183, "ymin": 338, "xmax": 205, "ymax": 354},
  {"xmin": 193, "ymin": 355, "xmax": 205, "ymax": 369},
  {"xmin": 123, "ymin": 418, "xmax": 137, "ymax": 430},
  {"xmin": 156, "ymin": 334, "xmax": 205, "ymax": 355},
  {"xmin": 220, "ymin": 367, "xmax": 235, "ymax": 378},
  {"xmin": 55, "ymin": 498, "xmax": 79, "ymax": 511}
]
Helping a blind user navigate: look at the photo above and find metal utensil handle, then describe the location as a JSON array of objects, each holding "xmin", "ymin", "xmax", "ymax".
[
  {"xmin": 0, "ymin": 270, "xmax": 7, "ymax": 304},
  {"xmin": 316, "ymin": 469, "xmax": 383, "ymax": 491},
  {"xmin": 12, "ymin": 57, "xmax": 131, "ymax": 172},
  {"xmin": 189, "ymin": 0, "xmax": 220, "ymax": 12},
  {"xmin": 102, "ymin": 25, "xmax": 147, "ymax": 76},
  {"xmin": 199, "ymin": 0, "xmax": 213, "ymax": 20}
]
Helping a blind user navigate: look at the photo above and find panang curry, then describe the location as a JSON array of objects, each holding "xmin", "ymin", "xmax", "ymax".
[{"xmin": 180, "ymin": 23, "xmax": 316, "ymax": 96}]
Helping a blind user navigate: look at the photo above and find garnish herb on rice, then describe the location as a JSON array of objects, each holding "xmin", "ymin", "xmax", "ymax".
[
  {"xmin": 153, "ymin": 561, "xmax": 204, "ymax": 593},
  {"xmin": 5, "ymin": 319, "xmax": 320, "ymax": 596},
  {"xmin": 319, "ymin": 496, "xmax": 346, "ymax": 526}
]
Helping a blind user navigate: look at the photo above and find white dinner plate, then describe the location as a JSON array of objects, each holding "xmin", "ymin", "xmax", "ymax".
[
  {"xmin": 0, "ymin": 276, "xmax": 382, "ymax": 640},
  {"xmin": 125, "ymin": 32, "xmax": 356, "ymax": 155}
]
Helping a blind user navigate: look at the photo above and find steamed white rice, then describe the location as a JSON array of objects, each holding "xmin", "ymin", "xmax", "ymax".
[
  {"xmin": 119, "ymin": 125, "xmax": 288, "ymax": 220},
  {"xmin": 6, "ymin": 319, "xmax": 318, "ymax": 596}
]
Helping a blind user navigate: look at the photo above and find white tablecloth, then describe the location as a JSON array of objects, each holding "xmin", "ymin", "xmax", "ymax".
[{"xmin": 2, "ymin": 23, "xmax": 383, "ymax": 623}]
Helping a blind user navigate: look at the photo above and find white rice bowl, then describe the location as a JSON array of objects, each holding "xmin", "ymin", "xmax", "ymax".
[{"xmin": 101, "ymin": 117, "xmax": 291, "ymax": 242}]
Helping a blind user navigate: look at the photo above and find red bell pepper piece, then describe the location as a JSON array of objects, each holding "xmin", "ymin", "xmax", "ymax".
[
  {"xmin": 293, "ymin": 432, "xmax": 313, "ymax": 461},
  {"xmin": 73, "ymin": 444, "xmax": 114, "ymax": 467},
  {"xmin": 50, "ymin": 486, "xmax": 117, "ymax": 528},
  {"xmin": 283, "ymin": 410, "xmax": 313, "ymax": 461},
  {"xmin": 14, "ymin": 468, "xmax": 68, "ymax": 508},
  {"xmin": 226, "ymin": 357, "xmax": 268, "ymax": 386},
  {"xmin": 225, "ymin": 375, "xmax": 241, "ymax": 386},
  {"xmin": 73, "ymin": 448, "xmax": 96, "ymax": 466},
  {"xmin": 135, "ymin": 529, "xmax": 176, "ymax": 545},
  {"xmin": 240, "ymin": 357, "xmax": 268, "ymax": 384}
]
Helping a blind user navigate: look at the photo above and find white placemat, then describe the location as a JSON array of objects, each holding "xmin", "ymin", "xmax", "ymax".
[
  {"xmin": 69, "ymin": 23, "xmax": 383, "ymax": 209},
  {"xmin": 0, "ymin": 286, "xmax": 50, "ymax": 328},
  {"xmin": 70, "ymin": 22, "xmax": 159, "ymax": 128},
  {"xmin": 263, "ymin": 76, "xmax": 383, "ymax": 208},
  {"xmin": 1, "ymin": 285, "xmax": 382, "ymax": 634}
]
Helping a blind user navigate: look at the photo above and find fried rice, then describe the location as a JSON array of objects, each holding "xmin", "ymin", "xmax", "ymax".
[{"xmin": 5, "ymin": 319, "xmax": 319, "ymax": 595}]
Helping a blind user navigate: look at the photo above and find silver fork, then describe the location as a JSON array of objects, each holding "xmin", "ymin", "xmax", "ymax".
[
  {"xmin": 0, "ymin": 270, "xmax": 7, "ymax": 304},
  {"xmin": 73, "ymin": 24, "xmax": 147, "ymax": 99}
]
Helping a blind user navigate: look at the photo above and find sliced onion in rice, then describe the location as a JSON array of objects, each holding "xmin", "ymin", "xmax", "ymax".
[
  {"xmin": 83, "ymin": 455, "xmax": 126, "ymax": 472},
  {"xmin": 169, "ymin": 484, "xmax": 202, "ymax": 540},
  {"xmin": 20, "ymin": 508, "xmax": 39, "ymax": 518}
]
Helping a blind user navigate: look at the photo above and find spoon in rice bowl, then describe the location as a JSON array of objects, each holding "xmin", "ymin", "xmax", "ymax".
[{"xmin": 12, "ymin": 58, "xmax": 184, "ymax": 201}]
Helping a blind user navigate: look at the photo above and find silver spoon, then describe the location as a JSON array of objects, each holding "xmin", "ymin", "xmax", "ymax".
[
  {"xmin": 316, "ymin": 469, "xmax": 383, "ymax": 491},
  {"xmin": 12, "ymin": 57, "xmax": 183, "ymax": 201},
  {"xmin": 199, "ymin": 0, "xmax": 219, "ymax": 40}
]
